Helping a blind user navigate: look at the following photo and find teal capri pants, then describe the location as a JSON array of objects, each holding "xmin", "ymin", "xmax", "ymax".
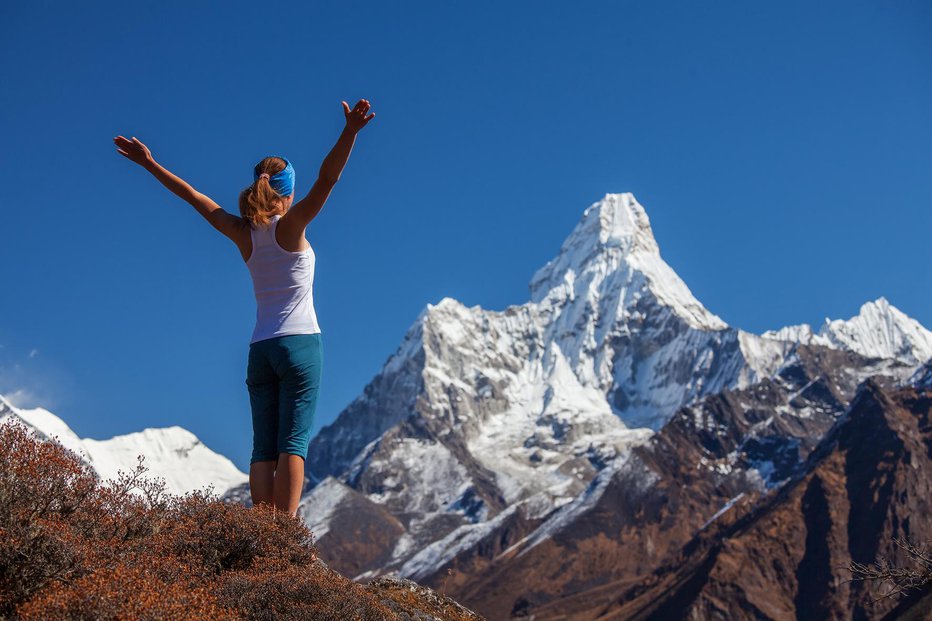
[{"xmin": 245, "ymin": 333, "xmax": 323, "ymax": 464}]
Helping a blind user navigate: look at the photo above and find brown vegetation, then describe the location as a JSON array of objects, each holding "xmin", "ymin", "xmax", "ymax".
[{"xmin": 0, "ymin": 420, "xmax": 484, "ymax": 620}]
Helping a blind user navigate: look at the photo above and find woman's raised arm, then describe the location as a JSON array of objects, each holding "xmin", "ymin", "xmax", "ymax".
[
  {"xmin": 112, "ymin": 135, "xmax": 243, "ymax": 243},
  {"xmin": 282, "ymin": 99, "xmax": 375, "ymax": 230}
]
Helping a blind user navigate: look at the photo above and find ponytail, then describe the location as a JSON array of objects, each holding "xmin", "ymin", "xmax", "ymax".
[{"xmin": 239, "ymin": 156, "xmax": 289, "ymax": 229}]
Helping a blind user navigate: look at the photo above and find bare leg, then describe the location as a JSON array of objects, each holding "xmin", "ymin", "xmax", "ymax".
[
  {"xmin": 249, "ymin": 460, "xmax": 276, "ymax": 507},
  {"xmin": 273, "ymin": 453, "xmax": 305, "ymax": 516}
]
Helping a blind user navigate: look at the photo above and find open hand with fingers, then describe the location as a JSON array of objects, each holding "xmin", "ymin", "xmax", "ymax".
[
  {"xmin": 342, "ymin": 99, "xmax": 375, "ymax": 134},
  {"xmin": 113, "ymin": 135, "xmax": 154, "ymax": 168}
]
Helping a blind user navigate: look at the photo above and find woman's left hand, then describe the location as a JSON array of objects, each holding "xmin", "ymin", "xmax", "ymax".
[
  {"xmin": 113, "ymin": 135, "xmax": 154, "ymax": 167},
  {"xmin": 342, "ymin": 99, "xmax": 375, "ymax": 134}
]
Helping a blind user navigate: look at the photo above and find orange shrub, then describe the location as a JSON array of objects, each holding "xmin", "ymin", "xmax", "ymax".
[
  {"xmin": 17, "ymin": 562, "xmax": 235, "ymax": 621},
  {"xmin": 220, "ymin": 563, "xmax": 395, "ymax": 620},
  {"xmin": 0, "ymin": 419, "xmax": 485, "ymax": 620},
  {"xmin": 0, "ymin": 421, "xmax": 101, "ymax": 611}
]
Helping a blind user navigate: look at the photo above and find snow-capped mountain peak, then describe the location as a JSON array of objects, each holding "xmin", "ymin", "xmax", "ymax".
[
  {"xmin": 595, "ymin": 192, "xmax": 661, "ymax": 255},
  {"xmin": 557, "ymin": 191, "xmax": 660, "ymax": 258},
  {"xmin": 820, "ymin": 297, "xmax": 932, "ymax": 364},
  {"xmin": 764, "ymin": 297, "xmax": 932, "ymax": 365},
  {"xmin": 528, "ymin": 193, "xmax": 726, "ymax": 332}
]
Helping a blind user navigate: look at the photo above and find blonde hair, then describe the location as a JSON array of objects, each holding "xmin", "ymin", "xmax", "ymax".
[{"xmin": 239, "ymin": 157, "xmax": 289, "ymax": 229}]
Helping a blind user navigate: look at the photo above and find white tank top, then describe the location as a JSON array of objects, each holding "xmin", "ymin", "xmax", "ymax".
[{"xmin": 246, "ymin": 214, "xmax": 321, "ymax": 344}]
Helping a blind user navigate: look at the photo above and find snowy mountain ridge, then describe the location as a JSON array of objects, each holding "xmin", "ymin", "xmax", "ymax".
[
  {"xmin": 763, "ymin": 296, "xmax": 932, "ymax": 365},
  {"xmin": 0, "ymin": 393, "xmax": 247, "ymax": 496}
]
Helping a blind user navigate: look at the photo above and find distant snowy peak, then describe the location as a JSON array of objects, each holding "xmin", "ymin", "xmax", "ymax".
[
  {"xmin": 81, "ymin": 426, "xmax": 248, "ymax": 497},
  {"xmin": 764, "ymin": 297, "xmax": 932, "ymax": 365},
  {"xmin": 528, "ymin": 193, "xmax": 726, "ymax": 331},
  {"xmin": 821, "ymin": 298, "xmax": 932, "ymax": 364},
  {"xmin": 0, "ymin": 394, "xmax": 247, "ymax": 496}
]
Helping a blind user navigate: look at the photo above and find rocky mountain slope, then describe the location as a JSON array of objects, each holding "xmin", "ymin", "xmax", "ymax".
[
  {"xmin": 600, "ymin": 376, "xmax": 932, "ymax": 621},
  {"xmin": 0, "ymin": 394, "xmax": 247, "ymax": 496},
  {"xmin": 446, "ymin": 351, "xmax": 929, "ymax": 619},
  {"xmin": 290, "ymin": 192, "xmax": 930, "ymax": 619}
]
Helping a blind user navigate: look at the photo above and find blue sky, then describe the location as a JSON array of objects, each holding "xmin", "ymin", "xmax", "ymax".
[{"xmin": 1, "ymin": 1, "xmax": 929, "ymax": 471}]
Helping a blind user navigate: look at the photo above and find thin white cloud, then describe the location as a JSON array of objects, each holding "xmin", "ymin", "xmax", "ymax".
[
  {"xmin": 4, "ymin": 387, "xmax": 41, "ymax": 408},
  {"xmin": 0, "ymin": 347, "xmax": 71, "ymax": 411}
]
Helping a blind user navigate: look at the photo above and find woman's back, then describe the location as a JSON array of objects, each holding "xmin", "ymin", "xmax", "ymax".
[{"xmin": 246, "ymin": 214, "xmax": 320, "ymax": 344}]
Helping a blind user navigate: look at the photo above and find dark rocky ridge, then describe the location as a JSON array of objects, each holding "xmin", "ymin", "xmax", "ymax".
[{"xmin": 598, "ymin": 379, "xmax": 932, "ymax": 621}]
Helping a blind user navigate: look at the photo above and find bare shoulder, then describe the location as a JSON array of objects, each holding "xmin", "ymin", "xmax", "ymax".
[{"xmin": 276, "ymin": 212, "xmax": 311, "ymax": 252}]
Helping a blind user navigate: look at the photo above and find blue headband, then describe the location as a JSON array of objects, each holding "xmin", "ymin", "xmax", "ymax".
[{"xmin": 255, "ymin": 157, "xmax": 295, "ymax": 197}]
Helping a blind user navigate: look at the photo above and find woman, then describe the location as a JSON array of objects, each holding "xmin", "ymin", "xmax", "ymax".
[{"xmin": 113, "ymin": 99, "xmax": 376, "ymax": 516}]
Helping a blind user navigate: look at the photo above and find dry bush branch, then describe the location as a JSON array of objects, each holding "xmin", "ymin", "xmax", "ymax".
[{"xmin": 846, "ymin": 536, "xmax": 932, "ymax": 602}]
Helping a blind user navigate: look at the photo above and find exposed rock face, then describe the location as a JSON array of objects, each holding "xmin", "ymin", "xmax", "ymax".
[
  {"xmin": 597, "ymin": 379, "xmax": 932, "ymax": 621},
  {"xmin": 911, "ymin": 359, "xmax": 932, "ymax": 390},
  {"xmin": 291, "ymin": 193, "xmax": 931, "ymax": 618}
]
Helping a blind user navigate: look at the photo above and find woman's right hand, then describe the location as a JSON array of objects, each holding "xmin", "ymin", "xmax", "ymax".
[
  {"xmin": 113, "ymin": 135, "xmax": 154, "ymax": 168},
  {"xmin": 342, "ymin": 99, "xmax": 375, "ymax": 134}
]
